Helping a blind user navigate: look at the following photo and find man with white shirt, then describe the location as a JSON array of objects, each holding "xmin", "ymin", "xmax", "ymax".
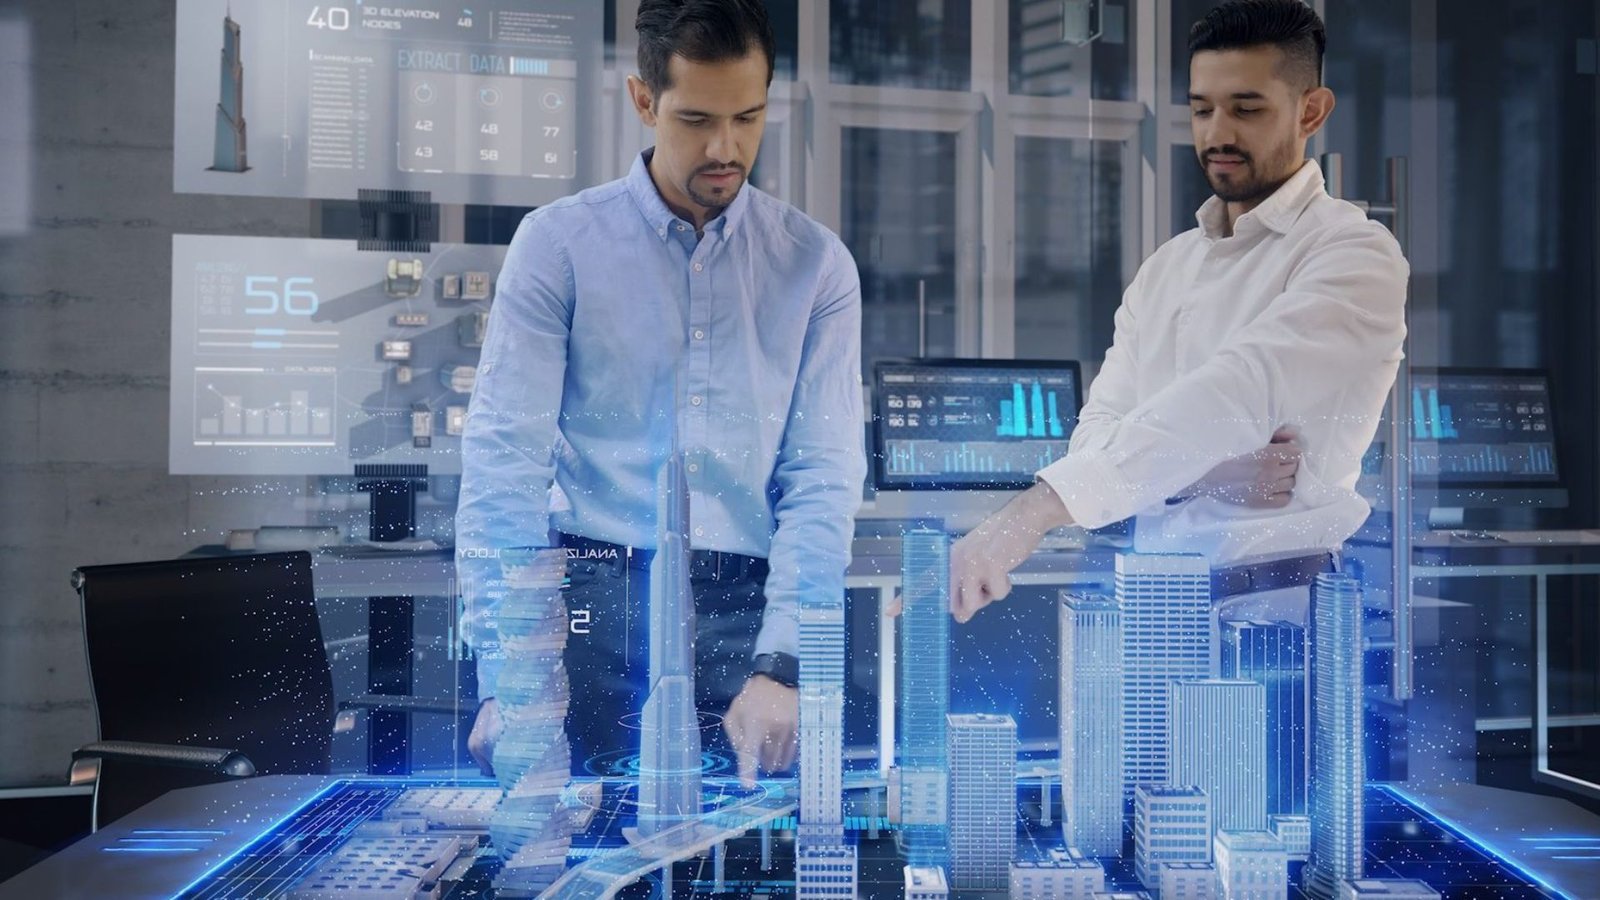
[{"xmin": 950, "ymin": 0, "xmax": 1408, "ymax": 625}]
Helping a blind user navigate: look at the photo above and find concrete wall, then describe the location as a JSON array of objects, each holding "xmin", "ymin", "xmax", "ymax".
[{"xmin": 0, "ymin": 0, "xmax": 315, "ymax": 785}]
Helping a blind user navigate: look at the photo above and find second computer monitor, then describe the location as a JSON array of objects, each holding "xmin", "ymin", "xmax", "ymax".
[
  {"xmin": 1406, "ymin": 366, "xmax": 1567, "ymax": 509},
  {"xmin": 872, "ymin": 358, "xmax": 1083, "ymax": 492}
]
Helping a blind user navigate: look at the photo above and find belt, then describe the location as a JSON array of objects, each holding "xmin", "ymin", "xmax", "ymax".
[
  {"xmin": 1210, "ymin": 552, "xmax": 1337, "ymax": 602},
  {"xmin": 558, "ymin": 533, "xmax": 769, "ymax": 582}
]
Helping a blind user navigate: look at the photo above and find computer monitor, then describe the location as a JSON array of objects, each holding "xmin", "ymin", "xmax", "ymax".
[
  {"xmin": 1404, "ymin": 366, "xmax": 1567, "ymax": 510},
  {"xmin": 169, "ymin": 234, "xmax": 507, "ymax": 476},
  {"xmin": 870, "ymin": 358, "xmax": 1083, "ymax": 492}
]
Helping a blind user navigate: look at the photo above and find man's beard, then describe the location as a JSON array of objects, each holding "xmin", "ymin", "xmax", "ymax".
[
  {"xmin": 685, "ymin": 163, "xmax": 746, "ymax": 212},
  {"xmin": 1201, "ymin": 146, "xmax": 1292, "ymax": 205}
]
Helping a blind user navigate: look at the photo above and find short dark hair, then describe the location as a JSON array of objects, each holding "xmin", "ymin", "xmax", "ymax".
[
  {"xmin": 1188, "ymin": 0, "xmax": 1326, "ymax": 91},
  {"xmin": 636, "ymin": 0, "xmax": 776, "ymax": 97}
]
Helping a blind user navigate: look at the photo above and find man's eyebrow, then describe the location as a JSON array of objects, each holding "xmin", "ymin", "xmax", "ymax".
[
  {"xmin": 1187, "ymin": 91, "xmax": 1268, "ymax": 102},
  {"xmin": 675, "ymin": 103, "xmax": 769, "ymax": 118}
]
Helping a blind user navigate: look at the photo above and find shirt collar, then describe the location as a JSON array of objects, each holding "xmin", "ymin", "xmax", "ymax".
[
  {"xmin": 1195, "ymin": 158, "xmax": 1326, "ymax": 240},
  {"xmin": 626, "ymin": 148, "xmax": 753, "ymax": 242}
]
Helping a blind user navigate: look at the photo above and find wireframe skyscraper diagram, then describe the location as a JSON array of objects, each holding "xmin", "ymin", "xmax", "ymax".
[
  {"xmin": 899, "ymin": 528, "xmax": 951, "ymax": 869},
  {"xmin": 1222, "ymin": 620, "xmax": 1308, "ymax": 816},
  {"xmin": 1304, "ymin": 573, "xmax": 1365, "ymax": 898},
  {"xmin": 1117, "ymin": 553, "xmax": 1211, "ymax": 792},
  {"xmin": 1168, "ymin": 679, "xmax": 1267, "ymax": 833},
  {"xmin": 211, "ymin": 10, "xmax": 249, "ymax": 172},
  {"xmin": 486, "ymin": 548, "xmax": 576, "ymax": 896},
  {"xmin": 1060, "ymin": 592, "xmax": 1124, "ymax": 857},
  {"xmin": 638, "ymin": 452, "xmax": 701, "ymax": 836},
  {"xmin": 947, "ymin": 713, "xmax": 1017, "ymax": 890},
  {"xmin": 795, "ymin": 568, "xmax": 854, "ymax": 897}
]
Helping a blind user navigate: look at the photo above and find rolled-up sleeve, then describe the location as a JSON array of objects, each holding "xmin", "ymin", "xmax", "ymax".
[
  {"xmin": 757, "ymin": 239, "xmax": 867, "ymax": 659},
  {"xmin": 1038, "ymin": 223, "xmax": 1408, "ymax": 529},
  {"xmin": 455, "ymin": 212, "xmax": 574, "ymax": 698}
]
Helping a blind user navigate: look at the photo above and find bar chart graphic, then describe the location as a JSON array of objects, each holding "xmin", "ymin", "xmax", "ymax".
[
  {"xmin": 1411, "ymin": 442, "xmax": 1556, "ymax": 478},
  {"xmin": 883, "ymin": 439, "xmax": 1071, "ymax": 478},
  {"xmin": 193, "ymin": 369, "xmax": 337, "ymax": 446},
  {"xmin": 997, "ymin": 381, "xmax": 1067, "ymax": 439},
  {"xmin": 1411, "ymin": 387, "xmax": 1459, "ymax": 440}
]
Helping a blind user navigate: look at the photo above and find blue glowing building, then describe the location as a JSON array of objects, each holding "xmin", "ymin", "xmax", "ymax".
[
  {"xmin": 899, "ymin": 528, "xmax": 951, "ymax": 868},
  {"xmin": 1117, "ymin": 553, "xmax": 1212, "ymax": 792},
  {"xmin": 795, "ymin": 559, "xmax": 851, "ymax": 897},
  {"xmin": 1222, "ymin": 619, "xmax": 1308, "ymax": 816},
  {"xmin": 637, "ymin": 453, "xmax": 700, "ymax": 836},
  {"xmin": 1059, "ymin": 591, "xmax": 1124, "ymax": 857},
  {"xmin": 1304, "ymin": 573, "xmax": 1365, "ymax": 897},
  {"xmin": 1214, "ymin": 829, "xmax": 1288, "ymax": 900},
  {"xmin": 1168, "ymin": 679, "xmax": 1268, "ymax": 833},
  {"xmin": 1133, "ymin": 784, "xmax": 1211, "ymax": 889},
  {"xmin": 948, "ymin": 713, "xmax": 1017, "ymax": 890}
]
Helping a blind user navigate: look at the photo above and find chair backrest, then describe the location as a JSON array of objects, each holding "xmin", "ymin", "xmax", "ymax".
[{"xmin": 75, "ymin": 552, "xmax": 335, "ymax": 778}]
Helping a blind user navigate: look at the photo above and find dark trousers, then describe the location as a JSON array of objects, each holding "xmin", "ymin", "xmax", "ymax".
[{"xmin": 559, "ymin": 535, "xmax": 767, "ymax": 777}]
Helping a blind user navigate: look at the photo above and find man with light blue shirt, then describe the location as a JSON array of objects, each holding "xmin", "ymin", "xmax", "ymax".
[{"xmin": 456, "ymin": 0, "xmax": 865, "ymax": 785}]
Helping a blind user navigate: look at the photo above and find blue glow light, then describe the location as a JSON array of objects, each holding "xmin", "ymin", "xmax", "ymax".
[
  {"xmin": 1378, "ymin": 784, "xmax": 1574, "ymax": 900},
  {"xmin": 102, "ymin": 847, "xmax": 202, "ymax": 854},
  {"xmin": 132, "ymin": 830, "xmax": 227, "ymax": 836},
  {"xmin": 169, "ymin": 780, "xmax": 343, "ymax": 899}
]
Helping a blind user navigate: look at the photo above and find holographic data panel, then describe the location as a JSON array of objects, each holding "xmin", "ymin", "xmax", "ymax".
[
  {"xmin": 174, "ymin": 0, "xmax": 601, "ymax": 204},
  {"xmin": 169, "ymin": 233, "xmax": 506, "ymax": 475}
]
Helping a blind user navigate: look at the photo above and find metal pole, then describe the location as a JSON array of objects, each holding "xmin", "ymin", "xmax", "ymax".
[{"xmin": 1388, "ymin": 156, "xmax": 1414, "ymax": 700}]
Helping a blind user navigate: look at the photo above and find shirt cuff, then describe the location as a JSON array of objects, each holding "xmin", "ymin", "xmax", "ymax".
[
  {"xmin": 1036, "ymin": 449, "xmax": 1138, "ymax": 531},
  {"xmin": 752, "ymin": 612, "xmax": 800, "ymax": 660}
]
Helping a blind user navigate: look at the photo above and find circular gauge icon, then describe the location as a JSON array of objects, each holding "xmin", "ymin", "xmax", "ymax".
[
  {"xmin": 412, "ymin": 82, "xmax": 435, "ymax": 104},
  {"xmin": 478, "ymin": 87, "xmax": 501, "ymax": 107},
  {"xmin": 542, "ymin": 90, "xmax": 565, "ymax": 111}
]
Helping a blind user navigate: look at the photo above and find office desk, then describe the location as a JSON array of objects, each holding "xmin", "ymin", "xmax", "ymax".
[{"xmin": 1404, "ymin": 536, "xmax": 1600, "ymax": 803}]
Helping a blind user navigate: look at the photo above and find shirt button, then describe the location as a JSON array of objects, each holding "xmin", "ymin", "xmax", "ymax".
[
  {"xmin": 677, "ymin": 223, "xmax": 688, "ymax": 232},
  {"xmin": 693, "ymin": 262, "xmax": 704, "ymax": 272},
  {"xmin": 693, "ymin": 329, "xmax": 705, "ymax": 341},
  {"xmin": 687, "ymin": 463, "xmax": 699, "ymax": 473},
  {"xmin": 694, "ymin": 527, "xmax": 705, "ymax": 538},
  {"xmin": 690, "ymin": 395, "xmax": 703, "ymax": 406}
]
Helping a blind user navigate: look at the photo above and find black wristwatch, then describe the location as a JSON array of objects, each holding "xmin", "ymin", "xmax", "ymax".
[{"xmin": 750, "ymin": 652, "xmax": 800, "ymax": 689}]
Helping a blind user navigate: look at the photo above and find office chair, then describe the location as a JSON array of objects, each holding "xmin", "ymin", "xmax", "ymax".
[{"xmin": 69, "ymin": 551, "xmax": 460, "ymax": 830}]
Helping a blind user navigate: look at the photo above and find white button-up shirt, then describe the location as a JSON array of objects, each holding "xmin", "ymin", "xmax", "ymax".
[{"xmin": 1037, "ymin": 160, "xmax": 1408, "ymax": 565}]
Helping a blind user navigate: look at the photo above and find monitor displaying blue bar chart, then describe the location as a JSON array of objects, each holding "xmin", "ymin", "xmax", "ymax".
[
  {"xmin": 1407, "ymin": 368, "xmax": 1560, "ymax": 483},
  {"xmin": 873, "ymin": 359, "xmax": 1082, "ymax": 490}
]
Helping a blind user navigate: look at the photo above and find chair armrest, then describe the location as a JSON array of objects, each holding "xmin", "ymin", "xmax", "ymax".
[
  {"xmin": 332, "ymin": 695, "xmax": 468, "ymax": 734},
  {"xmin": 69, "ymin": 740, "xmax": 256, "ymax": 784},
  {"xmin": 337, "ymin": 695, "xmax": 465, "ymax": 717}
]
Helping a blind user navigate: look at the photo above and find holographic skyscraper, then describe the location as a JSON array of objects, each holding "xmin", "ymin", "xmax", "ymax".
[
  {"xmin": 212, "ymin": 11, "xmax": 249, "ymax": 172},
  {"xmin": 1133, "ymin": 784, "xmax": 1211, "ymax": 889},
  {"xmin": 1117, "ymin": 553, "xmax": 1211, "ymax": 792},
  {"xmin": 900, "ymin": 527, "xmax": 951, "ymax": 869},
  {"xmin": 1168, "ymin": 679, "xmax": 1268, "ymax": 833},
  {"xmin": 488, "ymin": 548, "xmax": 576, "ymax": 896},
  {"xmin": 637, "ymin": 453, "xmax": 701, "ymax": 836},
  {"xmin": 795, "ymin": 565, "xmax": 854, "ymax": 897},
  {"xmin": 948, "ymin": 714, "xmax": 1016, "ymax": 890},
  {"xmin": 1304, "ymin": 573, "xmax": 1364, "ymax": 898},
  {"xmin": 1222, "ymin": 620, "xmax": 1308, "ymax": 816},
  {"xmin": 1060, "ymin": 592, "xmax": 1124, "ymax": 857}
]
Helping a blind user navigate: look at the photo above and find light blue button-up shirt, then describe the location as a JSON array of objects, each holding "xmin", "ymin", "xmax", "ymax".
[{"xmin": 457, "ymin": 150, "xmax": 866, "ymax": 697}]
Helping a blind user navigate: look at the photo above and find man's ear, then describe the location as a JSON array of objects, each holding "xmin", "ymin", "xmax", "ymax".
[
  {"xmin": 1299, "ymin": 85, "xmax": 1336, "ymax": 140},
  {"xmin": 626, "ymin": 75, "xmax": 658, "ymax": 128}
]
